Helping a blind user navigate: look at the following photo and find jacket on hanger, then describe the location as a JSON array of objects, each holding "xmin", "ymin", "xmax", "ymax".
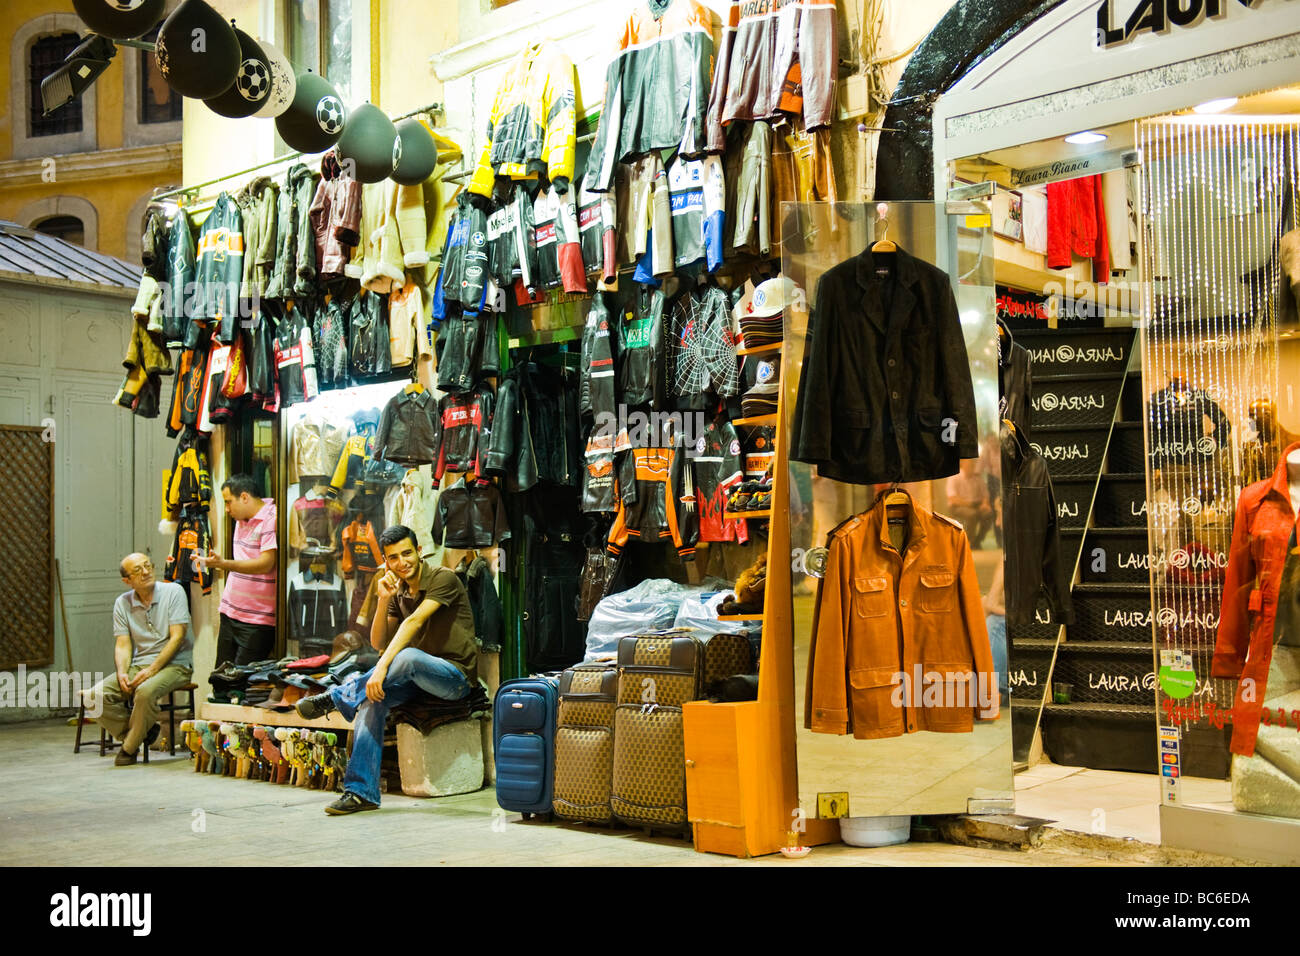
[
  {"xmin": 310, "ymin": 151, "xmax": 363, "ymax": 281},
  {"xmin": 433, "ymin": 192, "xmax": 490, "ymax": 322},
  {"xmin": 577, "ymin": 173, "xmax": 618, "ymax": 283},
  {"xmin": 586, "ymin": 0, "xmax": 715, "ymax": 192},
  {"xmin": 265, "ymin": 163, "xmax": 318, "ymax": 300},
  {"xmin": 579, "ymin": 293, "xmax": 618, "ymax": 424},
  {"xmin": 998, "ymin": 322, "xmax": 1033, "ymax": 439},
  {"xmin": 375, "ymin": 387, "xmax": 440, "ymax": 466},
  {"xmin": 163, "ymin": 209, "xmax": 198, "ymax": 349},
  {"xmin": 486, "ymin": 361, "xmax": 581, "ymax": 492},
  {"xmin": 236, "ymin": 175, "xmax": 278, "ymax": 300},
  {"xmin": 1147, "ymin": 378, "xmax": 1232, "ymax": 469},
  {"xmin": 791, "ymin": 245, "xmax": 980, "ymax": 484},
  {"xmin": 432, "ymin": 477, "xmax": 511, "ymax": 550},
  {"xmin": 706, "ymin": 0, "xmax": 837, "ymax": 151},
  {"xmin": 436, "ymin": 310, "xmax": 499, "ymax": 395},
  {"xmin": 290, "ymin": 492, "xmax": 346, "ymax": 557},
  {"xmin": 468, "ymin": 40, "xmax": 577, "ymax": 199},
  {"xmin": 607, "ymin": 443, "xmax": 698, "ymax": 563},
  {"xmin": 1212, "ymin": 443, "xmax": 1300, "ymax": 756},
  {"xmin": 806, "ymin": 495, "xmax": 998, "ymax": 739},
  {"xmin": 196, "ymin": 192, "xmax": 244, "ymax": 340},
  {"xmin": 166, "ymin": 506, "xmax": 213, "ymax": 595},
  {"xmin": 486, "ymin": 187, "xmax": 539, "ymax": 295},
  {"xmin": 433, "ymin": 384, "xmax": 496, "ymax": 481},
  {"xmin": 287, "ymin": 566, "xmax": 348, "ymax": 650},
  {"xmin": 1001, "ymin": 422, "xmax": 1073, "ymax": 629},
  {"xmin": 532, "ymin": 185, "xmax": 586, "ymax": 293}
]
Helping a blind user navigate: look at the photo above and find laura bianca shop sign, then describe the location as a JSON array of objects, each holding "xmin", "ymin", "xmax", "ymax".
[{"xmin": 1096, "ymin": 0, "xmax": 1285, "ymax": 49}]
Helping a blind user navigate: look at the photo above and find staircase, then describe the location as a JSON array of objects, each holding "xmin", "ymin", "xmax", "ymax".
[{"xmin": 1008, "ymin": 327, "xmax": 1160, "ymax": 772}]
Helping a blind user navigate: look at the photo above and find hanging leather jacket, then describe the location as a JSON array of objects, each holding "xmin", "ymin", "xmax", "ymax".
[
  {"xmin": 485, "ymin": 361, "xmax": 581, "ymax": 493},
  {"xmin": 349, "ymin": 291, "xmax": 393, "ymax": 378},
  {"xmin": 1001, "ymin": 422, "xmax": 1074, "ymax": 629}
]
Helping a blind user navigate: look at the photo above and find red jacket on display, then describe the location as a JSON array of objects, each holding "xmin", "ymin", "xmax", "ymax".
[
  {"xmin": 1212, "ymin": 442, "xmax": 1300, "ymax": 756},
  {"xmin": 1046, "ymin": 174, "xmax": 1110, "ymax": 283}
]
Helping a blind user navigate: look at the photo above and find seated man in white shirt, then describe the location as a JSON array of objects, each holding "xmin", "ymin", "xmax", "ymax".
[{"xmin": 82, "ymin": 553, "xmax": 194, "ymax": 766}]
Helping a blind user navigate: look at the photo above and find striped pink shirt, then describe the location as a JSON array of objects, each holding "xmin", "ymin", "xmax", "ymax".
[{"xmin": 219, "ymin": 499, "xmax": 278, "ymax": 626}]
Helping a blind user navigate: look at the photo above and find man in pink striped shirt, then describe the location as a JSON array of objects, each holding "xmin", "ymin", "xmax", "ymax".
[{"xmin": 205, "ymin": 474, "xmax": 278, "ymax": 665}]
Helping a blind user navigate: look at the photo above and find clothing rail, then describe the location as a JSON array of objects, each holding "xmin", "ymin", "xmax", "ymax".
[{"xmin": 152, "ymin": 102, "xmax": 445, "ymax": 201}]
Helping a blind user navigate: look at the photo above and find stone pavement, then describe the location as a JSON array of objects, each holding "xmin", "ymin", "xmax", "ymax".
[{"xmin": 0, "ymin": 719, "xmax": 1254, "ymax": 867}]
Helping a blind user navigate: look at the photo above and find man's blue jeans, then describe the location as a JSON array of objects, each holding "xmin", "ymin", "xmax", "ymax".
[{"xmin": 328, "ymin": 647, "xmax": 471, "ymax": 805}]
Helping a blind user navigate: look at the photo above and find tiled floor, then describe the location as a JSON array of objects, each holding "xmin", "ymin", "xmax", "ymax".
[{"xmin": 0, "ymin": 719, "xmax": 1259, "ymax": 866}]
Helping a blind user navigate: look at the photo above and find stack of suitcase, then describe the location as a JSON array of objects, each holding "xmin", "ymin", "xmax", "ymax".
[{"xmin": 494, "ymin": 630, "xmax": 755, "ymax": 834}]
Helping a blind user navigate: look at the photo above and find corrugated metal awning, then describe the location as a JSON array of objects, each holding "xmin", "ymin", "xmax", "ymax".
[{"xmin": 0, "ymin": 220, "xmax": 139, "ymax": 288}]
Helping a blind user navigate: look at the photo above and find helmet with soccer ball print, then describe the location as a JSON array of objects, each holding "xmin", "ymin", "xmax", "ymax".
[
  {"xmin": 204, "ymin": 25, "xmax": 273, "ymax": 119},
  {"xmin": 154, "ymin": 0, "xmax": 240, "ymax": 100},
  {"xmin": 275, "ymin": 71, "xmax": 347, "ymax": 154},
  {"xmin": 72, "ymin": 0, "xmax": 166, "ymax": 40}
]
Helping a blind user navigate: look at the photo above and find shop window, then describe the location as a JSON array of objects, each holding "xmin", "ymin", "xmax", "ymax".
[
  {"xmin": 33, "ymin": 215, "xmax": 85, "ymax": 247},
  {"xmin": 29, "ymin": 33, "xmax": 83, "ymax": 137},
  {"xmin": 285, "ymin": 0, "xmax": 353, "ymax": 107},
  {"xmin": 139, "ymin": 25, "xmax": 182, "ymax": 125}
]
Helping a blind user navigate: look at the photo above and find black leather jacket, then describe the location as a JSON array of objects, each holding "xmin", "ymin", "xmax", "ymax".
[
  {"xmin": 792, "ymin": 245, "xmax": 980, "ymax": 483},
  {"xmin": 486, "ymin": 361, "xmax": 581, "ymax": 492},
  {"xmin": 1001, "ymin": 423, "xmax": 1074, "ymax": 628},
  {"xmin": 998, "ymin": 323, "xmax": 1033, "ymax": 438}
]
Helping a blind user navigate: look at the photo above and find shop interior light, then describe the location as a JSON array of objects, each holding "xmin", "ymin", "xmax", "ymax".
[
  {"xmin": 1064, "ymin": 130, "xmax": 1108, "ymax": 145},
  {"xmin": 1192, "ymin": 97, "xmax": 1238, "ymax": 114},
  {"xmin": 40, "ymin": 33, "xmax": 117, "ymax": 116}
]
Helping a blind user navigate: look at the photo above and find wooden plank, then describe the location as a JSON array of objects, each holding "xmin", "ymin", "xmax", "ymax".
[{"xmin": 198, "ymin": 702, "xmax": 352, "ymax": 731}]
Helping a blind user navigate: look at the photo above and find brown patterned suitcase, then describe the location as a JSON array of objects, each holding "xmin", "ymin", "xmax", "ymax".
[
  {"xmin": 698, "ymin": 632, "xmax": 755, "ymax": 691},
  {"xmin": 553, "ymin": 662, "xmax": 619, "ymax": 823},
  {"xmin": 611, "ymin": 632, "xmax": 705, "ymax": 833}
]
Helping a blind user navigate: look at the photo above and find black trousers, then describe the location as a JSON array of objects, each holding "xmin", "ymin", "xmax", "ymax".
[{"xmin": 216, "ymin": 613, "xmax": 276, "ymax": 666}]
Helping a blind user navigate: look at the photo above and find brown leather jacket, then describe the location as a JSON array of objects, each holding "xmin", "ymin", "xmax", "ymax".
[{"xmin": 805, "ymin": 497, "xmax": 999, "ymax": 739}]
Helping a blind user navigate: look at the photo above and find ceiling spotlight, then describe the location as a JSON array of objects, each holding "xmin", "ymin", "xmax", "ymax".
[
  {"xmin": 1065, "ymin": 130, "xmax": 1108, "ymax": 145},
  {"xmin": 40, "ymin": 34, "xmax": 117, "ymax": 116},
  {"xmin": 1193, "ymin": 97, "xmax": 1239, "ymax": 114}
]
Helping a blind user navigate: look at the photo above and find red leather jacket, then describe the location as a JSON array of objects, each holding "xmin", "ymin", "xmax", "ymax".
[{"xmin": 1212, "ymin": 442, "xmax": 1300, "ymax": 756}]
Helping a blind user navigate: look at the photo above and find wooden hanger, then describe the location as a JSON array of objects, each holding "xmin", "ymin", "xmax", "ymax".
[
  {"xmin": 871, "ymin": 202, "xmax": 897, "ymax": 254},
  {"xmin": 883, "ymin": 483, "xmax": 910, "ymax": 507}
]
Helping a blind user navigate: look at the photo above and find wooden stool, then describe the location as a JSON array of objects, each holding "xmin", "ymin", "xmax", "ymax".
[{"xmin": 73, "ymin": 682, "xmax": 199, "ymax": 761}]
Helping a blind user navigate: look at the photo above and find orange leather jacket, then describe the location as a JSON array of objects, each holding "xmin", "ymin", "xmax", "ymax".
[
  {"xmin": 806, "ymin": 497, "xmax": 999, "ymax": 739},
  {"xmin": 1212, "ymin": 441, "xmax": 1300, "ymax": 756}
]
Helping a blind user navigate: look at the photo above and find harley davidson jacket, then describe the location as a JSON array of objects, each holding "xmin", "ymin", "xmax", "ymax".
[
  {"xmin": 805, "ymin": 496, "xmax": 998, "ymax": 739},
  {"xmin": 792, "ymin": 244, "xmax": 980, "ymax": 483},
  {"xmin": 1212, "ymin": 443, "xmax": 1300, "ymax": 756}
]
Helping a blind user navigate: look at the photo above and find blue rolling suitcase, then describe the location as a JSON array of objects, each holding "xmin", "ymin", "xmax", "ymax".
[{"xmin": 493, "ymin": 676, "xmax": 559, "ymax": 819}]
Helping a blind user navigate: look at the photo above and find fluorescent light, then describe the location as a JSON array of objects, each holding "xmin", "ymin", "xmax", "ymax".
[
  {"xmin": 1065, "ymin": 130, "xmax": 1108, "ymax": 145},
  {"xmin": 1193, "ymin": 97, "xmax": 1238, "ymax": 114}
]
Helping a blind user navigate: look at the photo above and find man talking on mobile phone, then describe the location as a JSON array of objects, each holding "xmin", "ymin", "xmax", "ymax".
[{"xmin": 295, "ymin": 525, "xmax": 478, "ymax": 815}]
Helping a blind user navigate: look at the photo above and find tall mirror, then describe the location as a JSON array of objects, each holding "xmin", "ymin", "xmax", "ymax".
[{"xmin": 781, "ymin": 201, "xmax": 1013, "ymax": 822}]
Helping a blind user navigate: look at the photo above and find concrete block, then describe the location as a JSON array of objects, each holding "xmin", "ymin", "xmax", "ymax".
[
  {"xmin": 396, "ymin": 718, "xmax": 485, "ymax": 798},
  {"xmin": 481, "ymin": 715, "xmax": 496, "ymax": 785}
]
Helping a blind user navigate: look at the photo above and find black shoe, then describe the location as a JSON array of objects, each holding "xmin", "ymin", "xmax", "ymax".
[
  {"xmin": 295, "ymin": 693, "xmax": 337, "ymax": 720},
  {"xmin": 324, "ymin": 792, "xmax": 379, "ymax": 816}
]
